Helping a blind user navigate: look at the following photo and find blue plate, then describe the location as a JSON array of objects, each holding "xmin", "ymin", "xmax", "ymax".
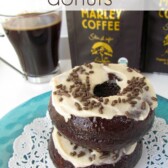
[{"xmin": 0, "ymin": 92, "xmax": 168, "ymax": 168}]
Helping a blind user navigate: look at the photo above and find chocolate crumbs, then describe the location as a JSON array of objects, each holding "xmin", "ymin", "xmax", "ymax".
[
  {"xmin": 77, "ymin": 151, "xmax": 86, "ymax": 157},
  {"xmin": 85, "ymin": 63, "xmax": 93, "ymax": 69},
  {"xmin": 75, "ymin": 102, "xmax": 82, "ymax": 111},
  {"xmin": 57, "ymin": 131, "xmax": 62, "ymax": 136},
  {"xmin": 104, "ymin": 98, "xmax": 109, "ymax": 104},
  {"xmin": 144, "ymin": 86, "xmax": 149, "ymax": 91},
  {"xmin": 99, "ymin": 152, "xmax": 110, "ymax": 159},
  {"xmin": 111, "ymin": 100, "xmax": 118, "ymax": 106},
  {"xmin": 99, "ymin": 106, "xmax": 104, "ymax": 114},
  {"xmin": 118, "ymin": 97, "xmax": 121, "ymax": 103},
  {"xmin": 73, "ymin": 145, "xmax": 78, "ymax": 150},
  {"xmin": 141, "ymin": 101, "xmax": 146, "ymax": 110},
  {"xmin": 70, "ymin": 151, "xmax": 77, "ymax": 156},
  {"xmin": 59, "ymin": 97, "xmax": 63, "ymax": 102},
  {"xmin": 89, "ymin": 149, "xmax": 93, "ymax": 153},
  {"xmin": 56, "ymin": 84, "xmax": 63, "ymax": 89},
  {"xmin": 89, "ymin": 157, "xmax": 93, "ymax": 161},
  {"xmin": 151, "ymin": 97, "xmax": 157, "ymax": 101},
  {"xmin": 122, "ymin": 99, "xmax": 126, "ymax": 103},
  {"xmin": 127, "ymin": 67, "xmax": 133, "ymax": 72},
  {"xmin": 89, "ymin": 70, "xmax": 94, "ymax": 74},
  {"xmin": 130, "ymin": 101, "xmax": 137, "ymax": 105}
]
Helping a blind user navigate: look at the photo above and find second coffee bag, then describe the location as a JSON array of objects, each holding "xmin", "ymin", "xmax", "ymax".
[{"xmin": 143, "ymin": 11, "xmax": 168, "ymax": 73}]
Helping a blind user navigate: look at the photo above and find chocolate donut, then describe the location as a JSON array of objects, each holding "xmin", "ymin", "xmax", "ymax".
[
  {"xmin": 48, "ymin": 126, "xmax": 143, "ymax": 168},
  {"xmin": 49, "ymin": 100, "xmax": 154, "ymax": 151},
  {"xmin": 49, "ymin": 63, "xmax": 157, "ymax": 151}
]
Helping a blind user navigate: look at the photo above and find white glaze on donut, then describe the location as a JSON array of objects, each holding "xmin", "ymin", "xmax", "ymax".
[
  {"xmin": 52, "ymin": 126, "xmax": 137, "ymax": 168},
  {"xmin": 51, "ymin": 63, "xmax": 157, "ymax": 122}
]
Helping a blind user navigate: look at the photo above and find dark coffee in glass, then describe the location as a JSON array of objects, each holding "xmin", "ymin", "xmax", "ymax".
[{"xmin": 2, "ymin": 12, "xmax": 61, "ymax": 82}]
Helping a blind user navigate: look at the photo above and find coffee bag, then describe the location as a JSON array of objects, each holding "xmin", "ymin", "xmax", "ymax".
[
  {"xmin": 66, "ymin": 10, "xmax": 143, "ymax": 68},
  {"xmin": 143, "ymin": 11, "xmax": 168, "ymax": 73}
]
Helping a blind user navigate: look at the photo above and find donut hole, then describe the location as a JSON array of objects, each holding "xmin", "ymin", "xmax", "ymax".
[{"xmin": 93, "ymin": 73, "xmax": 121, "ymax": 97}]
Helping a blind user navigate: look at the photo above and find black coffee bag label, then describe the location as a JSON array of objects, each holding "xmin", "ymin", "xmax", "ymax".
[
  {"xmin": 144, "ymin": 11, "xmax": 168, "ymax": 72},
  {"xmin": 67, "ymin": 11, "xmax": 143, "ymax": 68}
]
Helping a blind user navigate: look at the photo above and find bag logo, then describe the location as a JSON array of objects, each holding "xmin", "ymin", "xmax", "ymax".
[
  {"xmin": 156, "ymin": 23, "xmax": 168, "ymax": 65},
  {"xmin": 91, "ymin": 41, "xmax": 113, "ymax": 63},
  {"xmin": 89, "ymin": 33, "xmax": 113, "ymax": 63}
]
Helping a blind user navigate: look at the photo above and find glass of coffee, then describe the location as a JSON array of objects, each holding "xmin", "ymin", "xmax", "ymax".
[{"xmin": 0, "ymin": 10, "xmax": 61, "ymax": 83}]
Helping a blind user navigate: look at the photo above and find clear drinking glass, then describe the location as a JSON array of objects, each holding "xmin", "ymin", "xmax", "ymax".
[{"xmin": 0, "ymin": 6, "xmax": 62, "ymax": 83}]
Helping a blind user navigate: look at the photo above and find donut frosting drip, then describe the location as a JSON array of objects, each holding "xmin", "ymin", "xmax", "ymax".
[
  {"xmin": 52, "ymin": 126, "xmax": 137, "ymax": 167},
  {"xmin": 51, "ymin": 63, "xmax": 157, "ymax": 122}
]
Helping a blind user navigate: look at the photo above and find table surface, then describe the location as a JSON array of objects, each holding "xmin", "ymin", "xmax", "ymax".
[{"xmin": 0, "ymin": 59, "xmax": 168, "ymax": 119}]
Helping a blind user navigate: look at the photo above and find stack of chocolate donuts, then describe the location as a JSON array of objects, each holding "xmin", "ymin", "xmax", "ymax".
[{"xmin": 48, "ymin": 62, "xmax": 158, "ymax": 168}]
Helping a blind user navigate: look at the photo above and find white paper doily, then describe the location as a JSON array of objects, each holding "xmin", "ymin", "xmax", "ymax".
[
  {"xmin": 8, "ymin": 116, "xmax": 55, "ymax": 168},
  {"xmin": 8, "ymin": 117, "xmax": 168, "ymax": 168}
]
